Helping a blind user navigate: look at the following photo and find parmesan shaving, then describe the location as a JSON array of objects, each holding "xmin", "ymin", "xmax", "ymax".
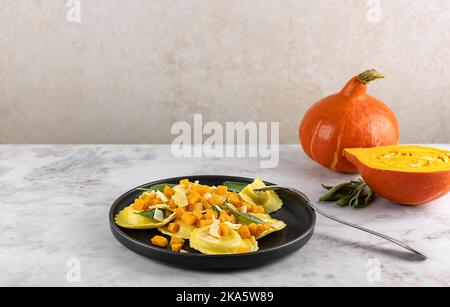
[
  {"xmin": 224, "ymin": 221, "xmax": 241, "ymax": 229},
  {"xmin": 173, "ymin": 185, "xmax": 186, "ymax": 194},
  {"xmin": 156, "ymin": 190, "xmax": 168, "ymax": 203},
  {"xmin": 152, "ymin": 208, "xmax": 165, "ymax": 222},
  {"xmin": 172, "ymin": 190, "xmax": 188, "ymax": 207},
  {"xmin": 209, "ymin": 216, "xmax": 220, "ymax": 238}
]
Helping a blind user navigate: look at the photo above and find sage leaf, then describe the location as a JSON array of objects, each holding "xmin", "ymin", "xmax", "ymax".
[
  {"xmin": 225, "ymin": 202, "xmax": 265, "ymax": 224},
  {"xmin": 223, "ymin": 181, "xmax": 249, "ymax": 192},
  {"xmin": 136, "ymin": 208, "xmax": 168, "ymax": 219},
  {"xmin": 319, "ymin": 178, "xmax": 376, "ymax": 208},
  {"xmin": 237, "ymin": 213, "xmax": 265, "ymax": 225},
  {"xmin": 321, "ymin": 184, "xmax": 334, "ymax": 190},
  {"xmin": 319, "ymin": 182, "xmax": 352, "ymax": 201}
]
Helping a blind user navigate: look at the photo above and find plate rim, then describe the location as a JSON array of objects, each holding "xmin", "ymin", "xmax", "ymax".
[{"xmin": 109, "ymin": 175, "xmax": 316, "ymax": 259}]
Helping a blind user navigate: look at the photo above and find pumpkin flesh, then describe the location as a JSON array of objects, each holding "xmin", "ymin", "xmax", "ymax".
[{"xmin": 344, "ymin": 146, "xmax": 450, "ymax": 205}]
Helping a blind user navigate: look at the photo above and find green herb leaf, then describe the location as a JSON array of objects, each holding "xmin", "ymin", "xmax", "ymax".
[
  {"xmin": 224, "ymin": 202, "xmax": 265, "ymax": 224},
  {"xmin": 319, "ymin": 179, "xmax": 375, "ymax": 208},
  {"xmin": 237, "ymin": 212, "xmax": 265, "ymax": 225},
  {"xmin": 321, "ymin": 184, "xmax": 334, "ymax": 191},
  {"xmin": 136, "ymin": 209, "xmax": 156, "ymax": 219},
  {"xmin": 223, "ymin": 181, "xmax": 248, "ymax": 192},
  {"xmin": 319, "ymin": 182, "xmax": 352, "ymax": 201},
  {"xmin": 136, "ymin": 208, "xmax": 168, "ymax": 219},
  {"xmin": 136, "ymin": 183, "xmax": 176, "ymax": 193},
  {"xmin": 336, "ymin": 195, "xmax": 351, "ymax": 207}
]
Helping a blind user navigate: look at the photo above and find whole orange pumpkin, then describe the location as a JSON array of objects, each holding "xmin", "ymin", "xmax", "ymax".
[{"xmin": 299, "ymin": 69, "xmax": 400, "ymax": 173}]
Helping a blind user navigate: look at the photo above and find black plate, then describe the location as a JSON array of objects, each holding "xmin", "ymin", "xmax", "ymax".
[{"xmin": 109, "ymin": 175, "xmax": 316, "ymax": 270}]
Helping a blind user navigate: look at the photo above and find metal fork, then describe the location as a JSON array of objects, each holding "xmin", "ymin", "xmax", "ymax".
[{"xmin": 255, "ymin": 185, "xmax": 428, "ymax": 260}]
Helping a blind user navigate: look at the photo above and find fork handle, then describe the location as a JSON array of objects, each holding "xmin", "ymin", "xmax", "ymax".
[{"xmin": 257, "ymin": 185, "xmax": 427, "ymax": 260}]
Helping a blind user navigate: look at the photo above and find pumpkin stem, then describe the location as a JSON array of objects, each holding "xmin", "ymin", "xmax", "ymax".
[{"xmin": 356, "ymin": 69, "xmax": 384, "ymax": 84}]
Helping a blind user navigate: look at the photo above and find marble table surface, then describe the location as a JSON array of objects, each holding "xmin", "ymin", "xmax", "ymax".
[{"xmin": 0, "ymin": 144, "xmax": 449, "ymax": 287}]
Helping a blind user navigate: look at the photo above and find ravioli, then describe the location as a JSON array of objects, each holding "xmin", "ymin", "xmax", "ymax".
[
  {"xmin": 158, "ymin": 219, "xmax": 196, "ymax": 239},
  {"xmin": 239, "ymin": 177, "xmax": 283, "ymax": 213},
  {"xmin": 114, "ymin": 204, "xmax": 175, "ymax": 229},
  {"xmin": 189, "ymin": 226, "xmax": 258, "ymax": 255},
  {"xmin": 248, "ymin": 213, "xmax": 286, "ymax": 239}
]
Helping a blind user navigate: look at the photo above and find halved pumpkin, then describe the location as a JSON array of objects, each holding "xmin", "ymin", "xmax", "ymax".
[{"xmin": 344, "ymin": 145, "xmax": 450, "ymax": 205}]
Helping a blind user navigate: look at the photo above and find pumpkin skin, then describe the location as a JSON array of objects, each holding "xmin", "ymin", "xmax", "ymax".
[
  {"xmin": 299, "ymin": 70, "xmax": 400, "ymax": 173},
  {"xmin": 344, "ymin": 146, "xmax": 450, "ymax": 205}
]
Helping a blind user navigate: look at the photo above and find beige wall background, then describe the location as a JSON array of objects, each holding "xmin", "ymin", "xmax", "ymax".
[{"xmin": 1, "ymin": 0, "xmax": 449, "ymax": 144}]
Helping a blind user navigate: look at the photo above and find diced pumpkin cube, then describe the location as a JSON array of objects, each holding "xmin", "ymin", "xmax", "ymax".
[
  {"xmin": 208, "ymin": 193, "xmax": 225, "ymax": 206},
  {"xmin": 191, "ymin": 183, "xmax": 208, "ymax": 195},
  {"xmin": 163, "ymin": 186, "xmax": 174, "ymax": 198},
  {"xmin": 179, "ymin": 179, "xmax": 190, "ymax": 188},
  {"xmin": 190, "ymin": 183, "xmax": 200, "ymax": 192},
  {"xmin": 146, "ymin": 197, "xmax": 156, "ymax": 207},
  {"xmin": 258, "ymin": 222, "xmax": 271, "ymax": 233},
  {"xmin": 262, "ymin": 222, "xmax": 271, "ymax": 230},
  {"xmin": 150, "ymin": 235, "xmax": 168, "ymax": 247},
  {"xmin": 192, "ymin": 209, "xmax": 203, "ymax": 221},
  {"xmin": 219, "ymin": 210, "xmax": 232, "ymax": 222},
  {"xmin": 175, "ymin": 207, "xmax": 185, "ymax": 219},
  {"xmin": 239, "ymin": 225, "xmax": 252, "ymax": 239},
  {"xmin": 187, "ymin": 191, "xmax": 201, "ymax": 205},
  {"xmin": 248, "ymin": 223, "xmax": 259, "ymax": 236},
  {"xmin": 142, "ymin": 191, "xmax": 156, "ymax": 200},
  {"xmin": 253, "ymin": 205, "xmax": 265, "ymax": 213},
  {"xmin": 216, "ymin": 185, "xmax": 228, "ymax": 196},
  {"xmin": 167, "ymin": 198, "xmax": 177, "ymax": 208},
  {"xmin": 181, "ymin": 213, "xmax": 197, "ymax": 226},
  {"xmin": 167, "ymin": 222, "xmax": 180, "ymax": 233},
  {"xmin": 201, "ymin": 197, "xmax": 211, "ymax": 209},
  {"xmin": 171, "ymin": 243, "xmax": 183, "ymax": 252},
  {"xmin": 219, "ymin": 223, "xmax": 230, "ymax": 236},
  {"xmin": 204, "ymin": 209, "xmax": 218, "ymax": 220},
  {"xmin": 170, "ymin": 236, "xmax": 185, "ymax": 246},
  {"xmin": 142, "ymin": 192, "xmax": 155, "ymax": 203},
  {"xmin": 246, "ymin": 203, "xmax": 254, "ymax": 213},
  {"xmin": 191, "ymin": 202, "xmax": 203, "ymax": 211},
  {"xmin": 202, "ymin": 186, "xmax": 211, "ymax": 195},
  {"xmin": 227, "ymin": 193, "xmax": 241, "ymax": 206},
  {"xmin": 199, "ymin": 219, "xmax": 213, "ymax": 228},
  {"xmin": 133, "ymin": 198, "xmax": 149, "ymax": 211}
]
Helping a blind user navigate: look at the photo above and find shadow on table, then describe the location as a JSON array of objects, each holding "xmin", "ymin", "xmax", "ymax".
[{"xmin": 313, "ymin": 231, "xmax": 427, "ymax": 263}]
